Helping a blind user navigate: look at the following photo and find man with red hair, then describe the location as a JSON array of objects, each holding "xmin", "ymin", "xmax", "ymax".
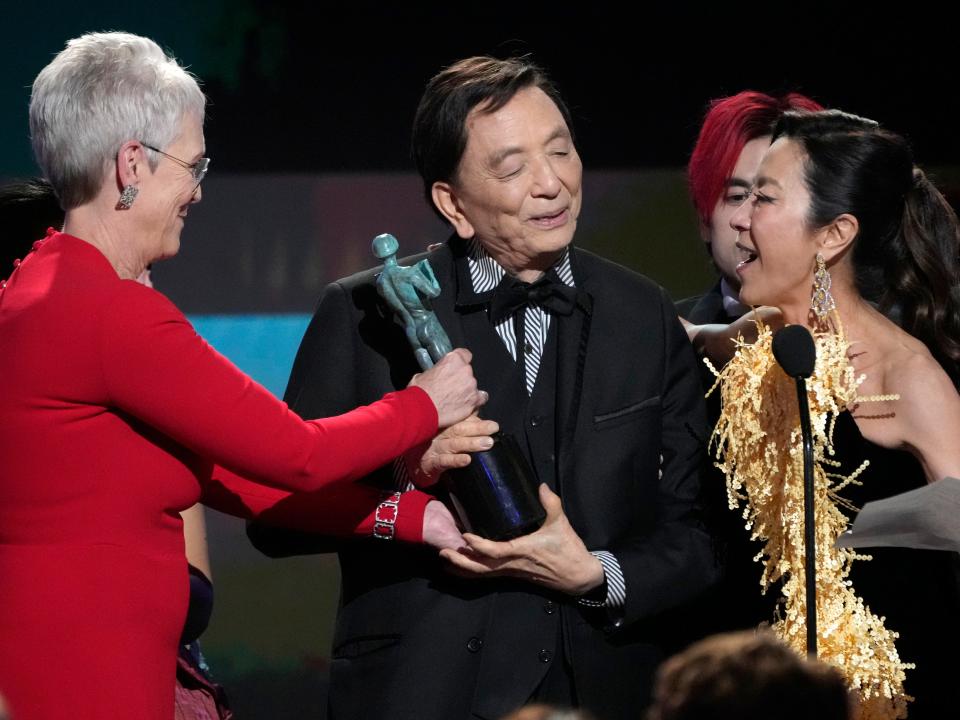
[
  {"xmin": 678, "ymin": 91, "xmax": 822, "ymax": 323},
  {"xmin": 677, "ymin": 90, "xmax": 823, "ymax": 641}
]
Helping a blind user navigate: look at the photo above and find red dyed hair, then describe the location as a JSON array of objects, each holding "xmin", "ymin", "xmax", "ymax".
[{"xmin": 688, "ymin": 91, "xmax": 823, "ymax": 226}]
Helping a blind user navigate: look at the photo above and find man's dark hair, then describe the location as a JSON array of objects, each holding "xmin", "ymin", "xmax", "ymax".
[{"xmin": 411, "ymin": 55, "xmax": 573, "ymax": 216}]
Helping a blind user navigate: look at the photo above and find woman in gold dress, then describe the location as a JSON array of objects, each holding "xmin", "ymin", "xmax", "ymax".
[{"xmin": 690, "ymin": 110, "xmax": 960, "ymax": 720}]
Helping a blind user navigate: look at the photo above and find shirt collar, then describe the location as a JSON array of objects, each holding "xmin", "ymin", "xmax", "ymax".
[
  {"xmin": 465, "ymin": 237, "xmax": 576, "ymax": 296},
  {"xmin": 720, "ymin": 277, "xmax": 751, "ymax": 318}
]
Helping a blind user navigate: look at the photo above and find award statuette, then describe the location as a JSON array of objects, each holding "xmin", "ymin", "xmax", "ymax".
[{"xmin": 373, "ymin": 233, "xmax": 545, "ymax": 540}]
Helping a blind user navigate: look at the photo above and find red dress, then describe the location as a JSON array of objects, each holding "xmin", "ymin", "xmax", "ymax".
[{"xmin": 0, "ymin": 232, "xmax": 435, "ymax": 719}]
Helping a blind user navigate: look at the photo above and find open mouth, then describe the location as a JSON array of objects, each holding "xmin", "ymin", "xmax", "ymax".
[{"xmin": 735, "ymin": 241, "xmax": 758, "ymax": 271}]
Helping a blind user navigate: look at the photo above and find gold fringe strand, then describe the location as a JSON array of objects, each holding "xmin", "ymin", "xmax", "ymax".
[{"xmin": 710, "ymin": 319, "xmax": 912, "ymax": 720}]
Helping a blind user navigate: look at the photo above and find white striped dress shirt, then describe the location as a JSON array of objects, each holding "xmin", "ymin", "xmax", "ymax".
[
  {"xmin": 465, "ymin": 240, "xmax": 626, "ymax": 611},
  {"xmin": 465, "ymin": 238, "xmax": 575, "ymax": 395}
]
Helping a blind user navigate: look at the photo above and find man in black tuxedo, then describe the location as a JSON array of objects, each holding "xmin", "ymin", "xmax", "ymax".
[{"xmin": 250, "ymin": 56, "xmax": 717, "ymax": 720}]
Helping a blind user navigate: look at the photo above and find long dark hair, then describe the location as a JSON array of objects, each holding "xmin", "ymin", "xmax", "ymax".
[
  {"xmin": 0, "ymin": 177, "xmax": 63, "ymax": 280},
  {"xmin": 773, "ymin": 110, "xmax": 960, "ymax": 385}
]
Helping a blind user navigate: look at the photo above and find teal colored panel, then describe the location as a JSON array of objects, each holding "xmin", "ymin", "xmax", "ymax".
[{"xmin": 187, "ymin": 314, "xmax": 311, "ymax": 399}]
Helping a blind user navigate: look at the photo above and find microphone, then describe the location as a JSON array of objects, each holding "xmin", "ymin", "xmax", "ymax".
[
  {"xmin": 772, "ymin": 324, "xmax": 816, "ymax": 379},
  {"xmin": 772, "ymin": 324, "xmax": 818, "ymax": 657}
]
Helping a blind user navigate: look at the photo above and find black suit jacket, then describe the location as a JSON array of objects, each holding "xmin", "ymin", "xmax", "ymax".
[
  {"xmin": 675, "ymin": 281, "xmax": 732, "ymax": 325},
  {"xmin": 250, "ymin": 240, "xmax": 719, "ymax": 720},
  {"xmin": 673, "ymin": 281, "xmax": 780, "ymax": 642}
]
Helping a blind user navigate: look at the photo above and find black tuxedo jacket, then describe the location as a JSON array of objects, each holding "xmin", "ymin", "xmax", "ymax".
[
  {"xmin": 250, "ymin": 240, "xmax": 719, "ymax": 720},
  {"xmin": 675, "ymin": 281, "xmax": 732, "ymax": 325},
  {"xmin": 675, "ymin": 282, "xmax": 782, "ymax": 643}
]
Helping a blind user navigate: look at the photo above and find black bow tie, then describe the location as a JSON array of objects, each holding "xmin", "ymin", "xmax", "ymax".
[{"xmin": 488, "ymin": 272, "xmax": 578, "ymax": 325}]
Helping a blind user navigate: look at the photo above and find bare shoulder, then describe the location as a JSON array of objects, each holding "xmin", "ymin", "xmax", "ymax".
[
  {"xmin": 849, "ymin": 312, "xmax": 945, "ymax": 398},
  {"xmin": 875, "ymin": 330, "xmax": 960, "ymax": 482},
  {"xmin": 848, "ymin": 316, "xmax": 960, "ymax": 477},
  {"xmin": 884, "ymin": 338, "xmax": 956, "ymax": 405}
]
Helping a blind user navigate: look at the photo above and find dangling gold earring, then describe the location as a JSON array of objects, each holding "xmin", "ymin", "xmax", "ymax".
[{"xmin": 811, "ymin": 253, "xmax": 835, "ymax": 319}]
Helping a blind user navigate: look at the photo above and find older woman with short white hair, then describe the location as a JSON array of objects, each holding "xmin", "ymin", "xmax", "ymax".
[{"xmin": 0, "ymin": 32, "xmax": 484, "ymax": 719}]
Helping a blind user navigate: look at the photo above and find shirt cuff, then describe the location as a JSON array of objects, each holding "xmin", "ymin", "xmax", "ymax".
[
  {"xmin": 577, "ymin": 550, "xmax": 626, "ymax": 609},
  {"xmin": 392, "ymin": 456, "xmax": 416, "ymax": 492}
]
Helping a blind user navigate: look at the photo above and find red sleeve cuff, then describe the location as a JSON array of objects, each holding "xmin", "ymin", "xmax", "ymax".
[
  {"xmin": 392, "ymin": 489, "xmax": 432, "ymax": 544},
  {"xmin": 390, "ymin": 386, "xmax": 438, "ymax": 447}
]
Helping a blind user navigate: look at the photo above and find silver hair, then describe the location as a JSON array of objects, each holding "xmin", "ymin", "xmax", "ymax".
[{"xmin": 29, "ymin": 31, "xmax": 206, "ymax": 209}]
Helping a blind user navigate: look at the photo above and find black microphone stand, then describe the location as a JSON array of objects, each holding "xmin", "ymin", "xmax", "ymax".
[
  {"xmin": 772, "ymin": 324, "xmax": 818, "ymax": 658},
  {"xmin": 795, "ymin": 375, "xmax": 817, "ymax": 657}
]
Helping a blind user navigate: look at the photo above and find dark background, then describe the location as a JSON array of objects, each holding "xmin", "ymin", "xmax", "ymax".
[
  {"xmin": 6, "ymin": 4, "xmax": 958, "ymax": 313},
  {"xmin": 5, "ymin": 5, "xmax": 958, "ymax": 180},
  {"xmin": 4, "ymin": 4, "xmax": 957, "ymax": 716}
]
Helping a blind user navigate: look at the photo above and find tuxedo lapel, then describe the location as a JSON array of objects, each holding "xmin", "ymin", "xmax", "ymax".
[
  {"xmin": 555, "ymin": 249, "xmax": 594, "ymax": 494},
  {"xmin": 687, "ymin": 282, "xmax": 726, "ymax": 325},
  {"xmin": 443, "ymin": 240, "xmax": 526, "ymax": 418},
  {"xmin": 425, "ymin": 245, "xmax": 469, "ymax": 351},
  {"xmin": 381, "ymin": 241, "xmax": 499, "ymax": 372}
]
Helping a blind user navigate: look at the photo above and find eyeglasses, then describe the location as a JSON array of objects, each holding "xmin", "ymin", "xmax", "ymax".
[{"xmin": 141, "ymin": 142, "xmax": 210, "ymax": 185}]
